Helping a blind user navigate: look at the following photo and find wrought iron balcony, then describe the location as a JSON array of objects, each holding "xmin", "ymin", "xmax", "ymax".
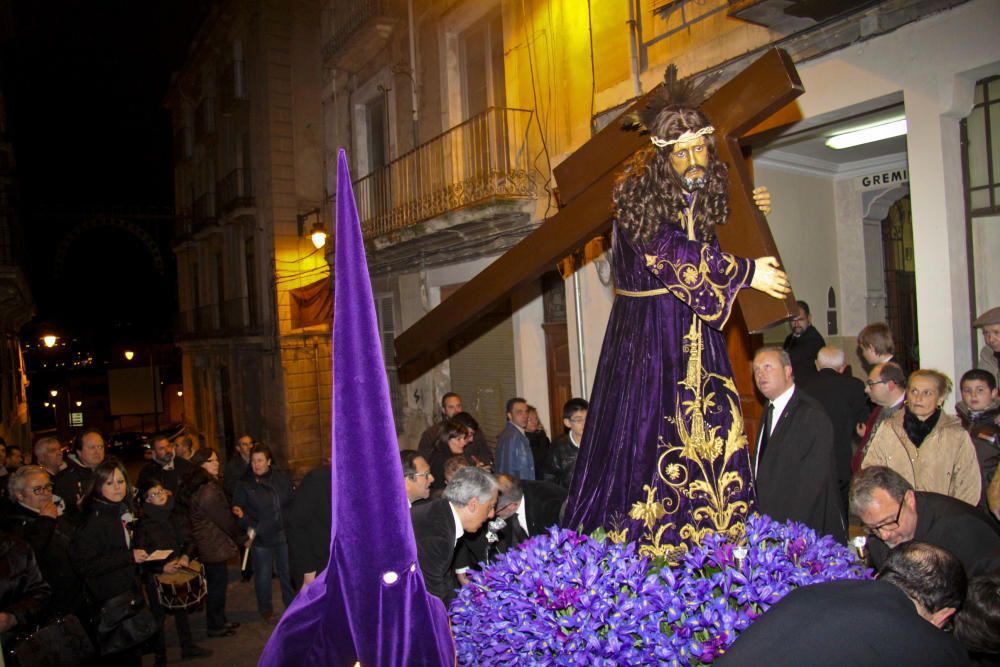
[
  {"xmin": 345, "ymin": 107, "xmax": 537, "ymax": 241},
  {"xmin": 216, "ymin": 169, "xmax": 254, "ymax": 215},
  {"xmin": 322, "ymin": 0, "xmax": 394, "ymax": 69}
]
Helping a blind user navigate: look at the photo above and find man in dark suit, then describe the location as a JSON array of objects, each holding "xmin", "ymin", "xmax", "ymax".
[
  {"xmin": 716, "ymin": 542, "xmax": 971, "ymax": 667},
  {"xmin": 799, "ymin": 346, "xmax": 869, "ymax": 514},
  {"xmin": 752, "ymin": 347, "xmax": 845, "ymax": 542},
  {"xmin": 852, "ymin": 361, "xmax": 908, "ymax": 473},
  {"xmin": 782, "ymin": 300, "xmax": 825, "ymax": 382},
  {"xmin": 456, "ymin": 474, "xmax": 567, "ymax": 577},
  {"xmin": 850, "ymin": 465, "xmax": 1000, "ymax": 575},
  {"xmin": 136, "ymin": 433, "xmax": 194, "ymax": 494},
  {"xmin": 410, "ymin": 466, "xmax": 498, "ymax": 605}
]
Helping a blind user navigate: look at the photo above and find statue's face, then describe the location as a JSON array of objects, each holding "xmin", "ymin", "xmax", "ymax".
[{"xmin": 669, "ymin": 135, "xmax": 710, "ymax": 190}]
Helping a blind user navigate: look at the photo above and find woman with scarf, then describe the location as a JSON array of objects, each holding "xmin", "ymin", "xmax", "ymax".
[
  {"xmin": 69, "ymin": 457, "xmax": 152, "ymax": 665},
  {"xmin": 862, "ymin": 369, "xmax": 982, "ymax": 506},
  {"xmin": 135, "ymin": 479, "xmax": 212, "ymax": 666},
  {"xmin": 232, "ymin": 443, "xmax": 295, "ymax": 621}
]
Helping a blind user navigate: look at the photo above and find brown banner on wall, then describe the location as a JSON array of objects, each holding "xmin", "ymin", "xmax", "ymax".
[{"xmin": 290, "ymin": 275, "xmax": 333, "ymax": 329}]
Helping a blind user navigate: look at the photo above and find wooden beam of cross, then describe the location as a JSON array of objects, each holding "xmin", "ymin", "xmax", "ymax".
[{"xmin": 395, "ymin": 48, "xmax": 803, "ymax": 370}]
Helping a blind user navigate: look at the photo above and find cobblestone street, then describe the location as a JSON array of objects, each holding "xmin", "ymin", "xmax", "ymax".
[{"xmin": 141, "ymin": 565, "xmax": 279, "ymax": 667}]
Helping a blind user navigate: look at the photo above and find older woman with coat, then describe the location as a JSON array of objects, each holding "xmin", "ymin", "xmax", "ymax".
[
  {"xmin": 862, "ymin": 369, "xmax": 982, "ymax": 506},
  {"xmin": 179, "ymin": 447, "xmax": 243, "ymax": 638}
]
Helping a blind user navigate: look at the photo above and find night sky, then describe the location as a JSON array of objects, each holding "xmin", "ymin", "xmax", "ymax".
[{"xmin": 1, "ymin": 0, "xmax": 209, "ymax": 344}]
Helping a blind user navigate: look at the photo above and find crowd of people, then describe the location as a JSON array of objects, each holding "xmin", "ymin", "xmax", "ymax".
[
  {"xmin": 0, "ymin": 429, "xmax": 308, "ymax": 666},
  {"xmin": 3, "ymin": 304, "xmax": 1000, "ymax": 664}
]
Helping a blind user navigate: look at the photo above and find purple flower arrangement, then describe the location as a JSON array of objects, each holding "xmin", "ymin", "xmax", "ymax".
[{"xmin": 450, "ymin": 514, "xmax": 871, "ymax": 665}]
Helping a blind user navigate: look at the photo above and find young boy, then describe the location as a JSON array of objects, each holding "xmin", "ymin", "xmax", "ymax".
[
  {"xmin": 548, "ymin": 398, "xmax": 588, "ymax": 490},
  {"xmin": 957, "ymin": 369, "xmax": 1000, "ymax": 511}
]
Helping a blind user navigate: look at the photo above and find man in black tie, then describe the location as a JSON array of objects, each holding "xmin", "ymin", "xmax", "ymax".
[{"xmin": 752, "ymin": 347, "xmax": 845, "ymax": 542}]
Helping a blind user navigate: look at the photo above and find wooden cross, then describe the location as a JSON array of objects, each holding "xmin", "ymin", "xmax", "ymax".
[{"xmin": 395, "ymin": 48, "xmax": 803, "ymax": 371}]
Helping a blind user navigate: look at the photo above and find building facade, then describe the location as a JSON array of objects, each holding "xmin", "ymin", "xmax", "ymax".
[
  {"xmin": 174, "ymin": 0, "xmax": 999, "ymax": 457},
  {"xmin": 167, "ymin": 0, "xmax": 330, "ymax": 469}
]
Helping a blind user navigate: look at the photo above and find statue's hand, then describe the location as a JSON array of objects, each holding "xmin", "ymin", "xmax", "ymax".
[
  {"xmin": 753, "ymin": 186, "xmax": 771, "ymax": 215},
  {"xmin": 751, "ymin": 256, "xmax": 790, "ymax": 299}
]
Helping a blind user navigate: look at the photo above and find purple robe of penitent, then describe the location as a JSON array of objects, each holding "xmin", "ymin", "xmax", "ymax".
[{"xmin": 562, "ymin": 202, "xmax": 757, "ymax": 559}]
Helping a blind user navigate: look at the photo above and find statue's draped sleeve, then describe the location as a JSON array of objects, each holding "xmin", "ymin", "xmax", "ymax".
[{"xmin": 633, "ymin": 224, "xmax": 754, "ymax": 330}]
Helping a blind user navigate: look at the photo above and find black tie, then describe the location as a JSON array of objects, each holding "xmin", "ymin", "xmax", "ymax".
[
  {"xmin": 758, "ymin": 403, "xmax": 774, "ymax": 464},
  {"xmin": 511, "ymin": 521, "xmax": 529, "ymax": 548}
]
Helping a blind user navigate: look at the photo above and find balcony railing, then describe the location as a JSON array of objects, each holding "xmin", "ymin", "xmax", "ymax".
[
  {"xmin": 323, "ymin": 0, "xmax": 386, "ymax": 61},
  {"xmin": 216, "ymin": 169, "xmax": 254, "ymax": 215},
  {"xmin": 193, "ymin": 192, "xmax": 216, "ymax": 232},
  {"xmin": 348, "ymin": 107, "xmax": 536, "ymax": 241}
]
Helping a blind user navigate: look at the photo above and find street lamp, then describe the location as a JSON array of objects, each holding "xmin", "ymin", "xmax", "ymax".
[
  {"xmin": 49, "ymin": 389, "xmax": 58, "ymax": 397},
  {"xmin": 124, "ymin": 350, "xmax": 135, "ymax": 361},
  {"xmin": 42, "ymin": 335, "xmax": 57, "ymax": 348}
]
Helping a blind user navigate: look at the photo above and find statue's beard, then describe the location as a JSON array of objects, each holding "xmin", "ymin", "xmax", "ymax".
[{"xmin": 680, "ymin": 166, "xmax": 707, "ymax": 191}]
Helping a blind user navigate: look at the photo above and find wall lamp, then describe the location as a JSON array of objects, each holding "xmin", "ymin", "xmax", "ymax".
[{"xmin": 296, "ymin": 208, "xmax": 327, "ymax": 249}]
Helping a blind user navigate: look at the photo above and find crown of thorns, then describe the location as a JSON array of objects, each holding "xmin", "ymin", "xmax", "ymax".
[{"xmin": 624, "ymin": 64, "xmax": 718, "ymax": 148}]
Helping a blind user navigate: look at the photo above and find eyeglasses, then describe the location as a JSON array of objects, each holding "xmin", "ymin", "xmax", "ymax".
[
  {"xmin": 146, "ymin": 489, "xmax": 169, "ymax": 499},
  {"xmin": 865, "ymin": 500, "xmax": 904, "ymax": 537},
  {"xmin": 568, "ymin": 417, "xmax": 586, "ymax": 424},
  {"xmin": 29, "ymin": 483, "xmax": 54, "ymax": 495},
  {"xmin": 410, "ymin": 472, "xmax": 432, "ymax": 480},
  {"xmin": 866, "ymin": 379, "xmax": 888, "ymax": 387}
]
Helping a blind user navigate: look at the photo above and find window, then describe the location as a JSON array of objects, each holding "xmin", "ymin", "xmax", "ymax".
[
  {"xmin": 375, "ymin": 293, "xmax": 403, "ymax": 430},
  {"xmin": 460, "ymin": 12, "xmax": 506, "ymax": 118},
  {"xmin": 965, "ymin": 76, "xmax": 1000, "ymax": 215}
]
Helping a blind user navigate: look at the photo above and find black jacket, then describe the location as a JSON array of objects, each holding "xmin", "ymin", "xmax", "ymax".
[
  {"xmin": 411, "ymin": 499, "xmax": 461, "ymax": 605},
  {"xmin": 783, "ymin": 325, "xmax": 826, "ymax": 382},
  {"xmin": 548, "ymin": 434, "xmax": 580, "ymax": 489},
  {"xmin": 134, "ymin": 498, "xmax": 196, "ymax": 575},
  {"xmin": 0, "ymin": 532, "xmax": 51, "ymax": 641},
  {"xmin": 233, "ymin": 468, "xmax": 294, "ymax": 547},
  {"xmin": 716, "ymin": 580, "xmax": 972, "ymax": 667},
  {"xmin": 868, "ymin": 491, "xmax": 1000, "ymax": 575},
  {"xmin": 0, "ymin": 502, "xmax": 82, "ymax": 617},
  {"xmin": 223, "ymin": 454, "xmax": 250, "ymax": 500},
  {"xmin": 755, "ymin": 387, "xmax": 846, "ymax": 543},
  {"xmin": 52, "ymin": 456, "xmax": 95, "ymax": 523},
  {"xmin": 137, "ymin": 456, "xmax": 194, "ymax": 495},
  {"xmin": 69, "ymin": 497, "xmax": 141, "ymax": 604},
  {"xmin": 800, "ymin": 367, "xmax": 869, "ymax": 503},
  {"xmin": 286, "ymin": 465, "xmax": 331, "ymax": 580}
]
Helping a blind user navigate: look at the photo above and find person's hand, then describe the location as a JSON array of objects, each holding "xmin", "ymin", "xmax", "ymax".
[
  {"xmin": 456, "ymin": 572, "xmax": 471, "ymax": 587},
  {"xmin": 232, "ymin": 505, "xmax": 244, "ymax": 519},
  {"xmin": 38, "ymin": 500, "xmax": 59, "ymax": 519},
  {"xmin": 751, "ymin": 257, "xmax": 791, "ymax": 299},
  {"xmin": 0, "ymin": 611, "xmax": 17, "ymax": 633},
  {"xmin": 133, "ymin": 549, "xmax": 150, "ymax": 564},
  {"xmin": 753, "ymin": 186, "xmax": 772, "ymax": 215},
  {"xmin": 302, "ymin": 571, "xmax": 317, "ymax": 588},
  {"xmin": 856, "ymin": 422, "xmax": 867, "ymax": 438},
  {"xmin": 178, "ymin": 555, "xmax": 190, "ymax": 568},
  {"xmin": 163, "ymin": 559, "xmax": 180, "ymax": 574}
]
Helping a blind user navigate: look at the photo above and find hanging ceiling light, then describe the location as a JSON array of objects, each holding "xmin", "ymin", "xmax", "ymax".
[{"xmin": 825, "ymin": 117, "xmax": 907, "ymax": 150}]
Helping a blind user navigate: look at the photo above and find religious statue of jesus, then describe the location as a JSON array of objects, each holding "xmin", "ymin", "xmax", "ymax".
[{"xmin": 562, "ymin": 67, "xmax": 791, "ymax": 559}]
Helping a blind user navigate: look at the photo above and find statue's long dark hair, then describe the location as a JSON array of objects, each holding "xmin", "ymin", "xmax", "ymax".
[{"xmin": 614, "ymin": 106, "xmax": 729, "ymax": 244}]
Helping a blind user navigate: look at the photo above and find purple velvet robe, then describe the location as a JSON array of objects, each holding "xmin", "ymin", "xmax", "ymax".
[{"xmin": 562, "ymin": 208, "xmax": 757, "ymax": 558}]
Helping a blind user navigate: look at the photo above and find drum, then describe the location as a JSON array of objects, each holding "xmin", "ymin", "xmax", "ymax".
[{"xmin": 154, "ymin": 561, "xmax": 207, "ymax": 611}]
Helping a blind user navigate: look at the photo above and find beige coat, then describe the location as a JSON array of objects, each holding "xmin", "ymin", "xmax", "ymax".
[{"xmin": 861, "ymin": 410, "xmax": 981, "ymax": 506}]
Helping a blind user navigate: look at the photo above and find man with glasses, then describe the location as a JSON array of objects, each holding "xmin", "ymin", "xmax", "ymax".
[
  {"xmin": 401, "ymin": 450, "xmax": 434, "ymax": 507},
  {"xmin": 850, "ymin": 465, "xmax": 1000, "ymax": 575},
  {"xmin": 2, "ymin": 465, "xmax": 83, "ymax": 617},
  {"xmin": 852, "ymin": 361, "xmax": 907, "ymax": 473}
]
